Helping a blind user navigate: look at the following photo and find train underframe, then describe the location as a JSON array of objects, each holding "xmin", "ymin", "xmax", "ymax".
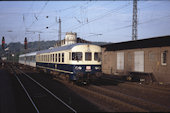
[{"xmin": 73, "ymin": 72, "xmax": 102, "ymax": 84}]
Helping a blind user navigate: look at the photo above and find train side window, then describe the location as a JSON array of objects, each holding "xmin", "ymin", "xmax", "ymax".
[
  {"xmin": 55, "ymin": 54, "xmax": 57, "ymax": 62},
  {"xmin": 48, "ymin": 55, "xmax": 49, "ymax": 62},
  {"xmin": 46, "ymin": 55, "xmax": 48, "ymax": 62},
  {"xmin": 62, "ymin": 53, "xmax": 64, "ymax": 62},
  {"xmin": 53, "ymin": 54, "xmax": 54, "ymax": 62},
  {"xmin": 50, "ymin": 54, "xmax": 52, "ymax": 62},
  {"xmin": 69, "ymin": 52, "xmax": 71, "ymax": 60},
  {"xmin": 59, "ymin": 53, "xmax": 61, "ymax": 62},
  {"xmin": 85, "ymin": 52, "xmax": 92, "ymax": 61},
  {"xmin": 72, "ymin": 52, "xmax": 82, "ymax": 61},
  {"xmin": 94, "ymin": 52, "xmax": 101, "ymax": 62}
]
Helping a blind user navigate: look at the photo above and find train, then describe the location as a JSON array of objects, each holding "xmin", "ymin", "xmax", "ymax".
[{"xmin": 19, "ymin": 43, "xmax": 102, "ymax": 83}]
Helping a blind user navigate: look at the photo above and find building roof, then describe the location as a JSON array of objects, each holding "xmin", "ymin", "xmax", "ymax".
[
  {"xmin": 102, "ymin": 35, "xmax": 170, "ymax": 51},
  {"xmin": 37, "ymin": 43, "xmax": 96, "ymax": 54}
]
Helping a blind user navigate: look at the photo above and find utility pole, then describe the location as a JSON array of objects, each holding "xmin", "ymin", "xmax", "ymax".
[
  {"xmin": 58, "ymin": 17, "xmax": 61, "ymax": 46},
  {"xmin": 24, "ymin": 37, "xmax": 27, "ymax": 65},
  {"xmin": 132, "ymin": 0, "xmax": 138, "ymax": 40},
  {"xmin": 38, "ymin": 34, "xmax": 40, "ymax": 51}
]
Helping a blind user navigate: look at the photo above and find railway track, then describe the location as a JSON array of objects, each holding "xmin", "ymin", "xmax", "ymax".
[
  {"xmin": 9, "ymin": 65, "xmax": 77, "ymax": 113},
  {"xmin": 55, "ymin": 76, "xmax": 170, "ymax": 112},
  {"xmin": 88, "ymin": 85, "xmax": 170, "ymax": 112},
  {"xmin": 94, "ymin": 77, "xmax": 170, "ymax": 108},
  {"xmin": 55, "ymin": 78, "xmax": 148, "ymax": 112},
  {"xmin": 100, "ymin": 77, "xmax": 170, "ymax": 95},
  {"xmin": 7, "ymin": 63, "xmax": 170, "ymax": 112}
]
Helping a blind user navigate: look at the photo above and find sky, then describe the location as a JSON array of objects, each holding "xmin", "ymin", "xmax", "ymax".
[{"xmin": 0, "ymin": 1, "xmax": 170, "ymax": 44}]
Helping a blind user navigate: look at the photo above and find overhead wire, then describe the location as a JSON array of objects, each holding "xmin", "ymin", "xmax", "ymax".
[
  {"xmin": 79, "ymin": 1, "xmax": 168, "ymax": 39},
  {"xmin": 67, "ymin": 2, "xmax": 132, "ymax": 31},
  {"xmin": 101, "ymin": 14, "xmax": 170, "ymax": 35},
  {"xmin": 27, "ymin": 1, "xmax": 49, "ymax": 29}
]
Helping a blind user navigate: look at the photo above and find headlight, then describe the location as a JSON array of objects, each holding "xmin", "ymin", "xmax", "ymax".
[
  {"xmin": 95, "ymin": 66, "xmax": 101, "ymax": 70},
  {"xmin": 75, "ymin": 66, "xmax": 82, "ymax": 70}
]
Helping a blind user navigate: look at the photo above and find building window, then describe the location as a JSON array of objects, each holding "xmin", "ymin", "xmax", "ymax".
[
  {"xmin": 62, "ymin": 53, "xmax": 64, "ymax": 62},
  {"xmin": 59, "ymin": 53, "xmax": 61, "ymax": 62},
  {"xmin": 161, "ymin": 50, "xmax": 167, "ymax": 65},
  {"xmin": 85, "ymin": 52, "xmax": 91, "ymax": 61}
]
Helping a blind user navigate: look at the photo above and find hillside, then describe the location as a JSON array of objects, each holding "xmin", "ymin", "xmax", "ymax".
[{"xmin": 0, "ymin": 40, "xmax": 108, "ymax": 62}]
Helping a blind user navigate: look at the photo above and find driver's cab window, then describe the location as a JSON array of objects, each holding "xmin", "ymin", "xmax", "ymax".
[
  {"xmin": 85, "ymin": 52, "xmax": 92, "ymax": 61},
  {"xmin": 72, "ymin": 52, "xmax": 82, "ymax": 61}
]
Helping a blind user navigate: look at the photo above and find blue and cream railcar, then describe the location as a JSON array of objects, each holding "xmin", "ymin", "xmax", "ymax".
[
  {"xmin": 19, "ymin": 52, "xmax": 37, "ymax": 67},
  {"xmin": 36, "ymin": 43, "xmax": 102, "ymax": 82}
]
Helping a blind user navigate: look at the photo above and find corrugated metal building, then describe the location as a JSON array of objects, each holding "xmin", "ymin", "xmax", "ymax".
[{"xmin": 101, "ymin": 35, "xmax": 170, "ymax": 83}]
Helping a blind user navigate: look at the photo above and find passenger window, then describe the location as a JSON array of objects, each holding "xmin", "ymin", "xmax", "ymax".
[
  {"xmin": 55, "ymin": 54, "xmax": 57, "ymax": 62},
  {"xmin": 94, "ymin": 52, "xmax": 101, "ymax": 62},
  {"xmin": 51, "ymin": 54, "xmax": 52, "ymax": 62},
  {"xmin": 59, "ymin": 53, "xmax": 61, "ymax": 62},
  {"xmin": 85, "ymin": 52, "xmax": 91, "ymax": 61},
  {"xmin": 53, "ymin": 54, "xmax": 54, "ymax": 62},
  {"xmin": 62, "ymin": 53, "xmax": 64, "ymax": 62},
  {"xmin": 72, "ymin": 52, "xmax": 82, "ymax": 61},
  {"xmin": 69, "ymin": 52, "xmax": 71, "ymax": 60}
]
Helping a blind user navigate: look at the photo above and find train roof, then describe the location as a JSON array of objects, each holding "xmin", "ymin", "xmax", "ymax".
[
  {"xmin": 19, "ymin": 51, "xmax": 38, "ymax": 57},
  {"xmin": 37, "ymin": 43, "xmax": 99, "ymax": 54}
]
